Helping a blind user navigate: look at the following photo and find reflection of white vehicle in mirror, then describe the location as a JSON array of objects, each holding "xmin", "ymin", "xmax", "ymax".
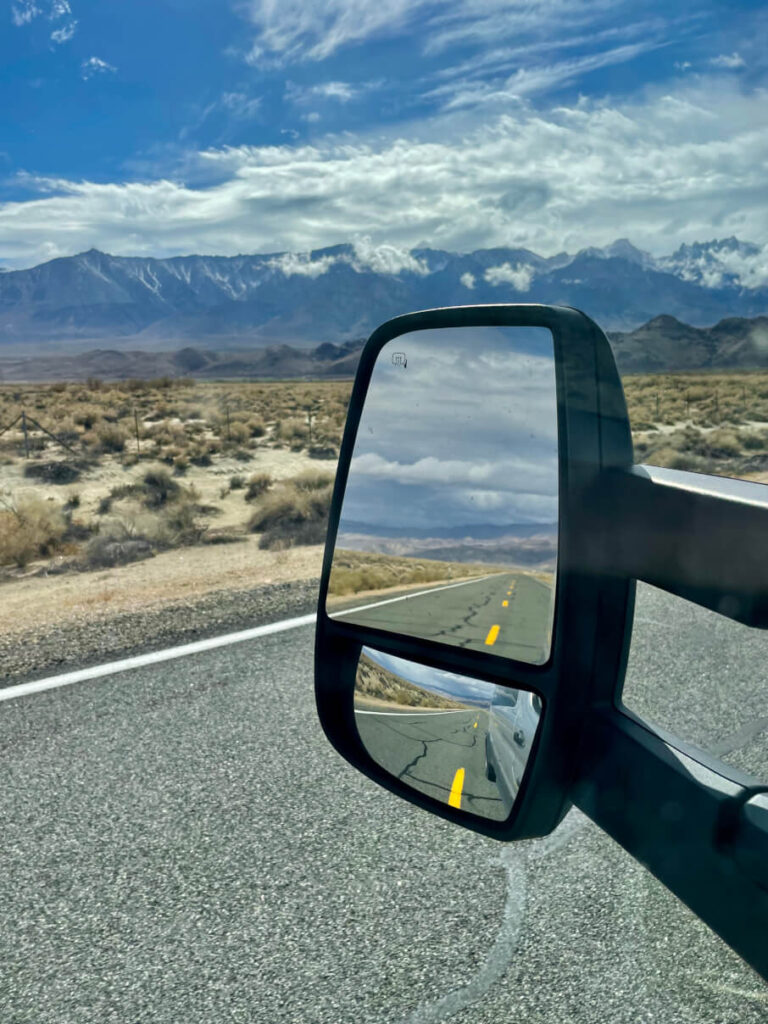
[{"xmin": 485, "ymin": 686, "xmax": 542, "ymax": 814}]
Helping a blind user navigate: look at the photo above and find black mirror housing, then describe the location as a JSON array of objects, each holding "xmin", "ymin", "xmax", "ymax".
[{"xmin": 315, "ymin": 304, "xmax": 634, "ymax": 840}]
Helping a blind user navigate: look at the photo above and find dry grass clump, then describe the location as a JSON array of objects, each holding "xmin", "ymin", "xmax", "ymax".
[
  {"xmin": 23, "ymin": 459, "xmax": 85, "ymax": 484},
  {"xmin": 244, "ymin": 472, "xmax": 272, "ymax": 502},
  {"xmin": 140, "ymin": 467, "xmax": 182, "ymax": 508},
  {"xmin": 247, "ymin": 473, "xmax": 332, "ymax": 549},
  {"xmin": 84, "ymin": 421, "xmax": 128, "ymax": 454},
  {"xmin": 84, "ymin": 496, "xmax": 207, "ymax": 569},
  {"xmin": 0, "ymin": 497, "xmax": 67, "ymax": 567},
  {"xmin": 632, "ymin": 419, "xmax": 768, "ymax": 473},
  {"xmin": 291, "ymin": 469, "xmax": 334, "ymax": 492},
  {"xmin": 276, "ymin": 418, "xmax": 310, "ymax": 446}
]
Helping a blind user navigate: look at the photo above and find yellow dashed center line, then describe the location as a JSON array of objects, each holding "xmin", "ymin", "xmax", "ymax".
[
  {"xmin": 448, "ymin": 767, "xmax": 465, "ymax": 809},
  {"xmin": 502, "ymin": 600, "xmax": 508, "ymax": 607},
  {"xmin": 485, "ymin": 624, "xmax": 500, "ymax": 646},
  {"xmin": 473, "ymin": 721, "xmax": 478, "ymax": 728}
]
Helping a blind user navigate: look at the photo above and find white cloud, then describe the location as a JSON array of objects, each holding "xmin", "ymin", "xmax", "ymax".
[
  {"xmin": 484, "ymin": 262, "xmax": 535, "ymax": 291},
  {"xmin": 428, "ymin": 41, "xmax": 660, "ymax": 109},
  {"xmin": 12, "ymin": 0, "xmax": 74, "ymax": 36},
  {"xmin": 264, "ymin": 239, "xmax": 430, "ymax": 278},
  {"xmin": 241, "ymin": 0, "xmax": 440, "ymax": 64},
  {"xmin": 460, "ymin": 271, "xmax": 475, "ymax": 289},
  {"xmin": 1, "ymin": 79, "xmax": 767, "ymax": 274},
  {"xmin": 81, "ymin": 56, "xmax": 116, "ymax": 80},
  {"xmin": 302, "ymin": 111, "xmax": 321, "ymax": 123},
  {"xmin": 709, "ymin": 52, "xmax": 746, "ymax": 70},
  {"xmin": 219, "ymin": 92, "xmax": 262, "ymax": 119},
  {"xmin": 267, "ymin": 252, "xmax": 338, "ymax": 277},
  {"xmin": 350, "ymin": 451, "xmax": 553, "ymax": 491},
  {"xmin": 50, "ymin": 19, "xmax": 76, "ymax": 42},
  {"xmin": 351, "ymin": 238, "xmax": 429, "ymax": 276},
  {"xmin": 287, "ymin": 80, "xmax": 360, "ymax": 104},
  {"xmin": 11, "ymin": 0, "xmax": 41, "ymax": 25}
]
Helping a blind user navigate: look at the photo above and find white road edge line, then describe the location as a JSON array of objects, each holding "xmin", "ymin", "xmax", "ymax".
[
  {"xmin": 2, "ymin": 571, "xmax": 508, "ymax": 705},
  {"xmin": 355, "ymin": 709, "xmax": 468, "ymax": 717},
  {"xmin": 332, "ymin": 573, "xmax": 497, "ymax": 619},
  {"xmin": 0, "ymin": 613, "xmax": 317, "ymax": 704}
]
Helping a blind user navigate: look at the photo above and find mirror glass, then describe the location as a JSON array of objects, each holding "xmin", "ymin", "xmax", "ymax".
[
  {"xmin": 327, "ymin": 326, "xmax": 558, "ymax": 666},
  {"xmin": 355, "ymin": 646, "xmax": 542, "ymax": 821}
]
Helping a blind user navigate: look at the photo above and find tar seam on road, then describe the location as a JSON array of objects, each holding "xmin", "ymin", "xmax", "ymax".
[{"xmin": 402, "ymin": 809, "xmax": 589, "ymax": 1024}]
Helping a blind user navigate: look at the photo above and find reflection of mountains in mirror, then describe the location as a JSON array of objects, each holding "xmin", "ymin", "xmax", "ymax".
[
  {"xmin": 340, "ymin": 521, "xmax": 557, "ymax": 540},
  {"xmin": 354, "ymin": 653, "xmax": 480, "ymax": 712},
  {"xmin": 336, "ymin": 529, "xmax": 557, "ymax": 570}
]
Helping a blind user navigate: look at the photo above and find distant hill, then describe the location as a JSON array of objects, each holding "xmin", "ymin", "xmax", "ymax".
[
  {"xmin": 2, "ymin": 315, "xmax": 768, "ymax": 381},
  {"xmin": 608, "ymin": 315, "xmax": 768, "ymax": 373},
  {"xmin": 0, "ymin": 339, "xmax": 363, "ymax": 382},
  {"xmin": 0, "ymin": 237, "xmax": 765, "ymax": 352}
]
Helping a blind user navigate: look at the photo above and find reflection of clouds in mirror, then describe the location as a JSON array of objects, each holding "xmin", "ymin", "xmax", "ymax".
[
  {"xmin": 369, "ymin": 647, "xmax": 498, "ymax": 705},
  {"xmin": 338, "ymin": 326, "xmax": 558, "ymax": 553}
]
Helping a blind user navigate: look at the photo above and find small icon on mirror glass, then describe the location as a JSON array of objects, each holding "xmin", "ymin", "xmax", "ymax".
[
  {"xmin": 328, "ymin": 326, "xmax": 558, "ymax": 666},
  {"xmin": 354, "ymin": 646, "xmax": 542, "ymax": 821}
]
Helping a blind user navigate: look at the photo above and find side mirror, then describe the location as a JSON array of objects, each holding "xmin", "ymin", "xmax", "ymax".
[{"xmin": 315, "ymin": 305, "xmax": 634, "ymax": 840}]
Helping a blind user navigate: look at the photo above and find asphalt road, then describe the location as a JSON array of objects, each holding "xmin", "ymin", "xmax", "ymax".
[
  {"xmin": 333, "ymin": 571, "xmax": 553, "ymax": 664},
  {"xmin": 1, "ymin": 583, "xmax": 767, "ymax": 1023},
  {"xmin": 355, "ymin": 708, "xmax": 508, "ymax": 820}
]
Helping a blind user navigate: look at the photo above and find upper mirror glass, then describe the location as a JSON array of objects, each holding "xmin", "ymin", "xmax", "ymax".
[{"xmin": 327, "ymin": 326, "xmax": 558, "ymax": 665}]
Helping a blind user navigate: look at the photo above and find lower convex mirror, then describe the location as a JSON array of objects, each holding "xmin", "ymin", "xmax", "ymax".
[{"xmin": 354, "ymin": 646, "xmax": 542, "ymax": 821}]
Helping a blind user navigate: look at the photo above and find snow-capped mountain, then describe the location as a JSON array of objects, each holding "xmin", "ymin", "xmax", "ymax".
[{"xmin": 0, "ymin": 238, "xmax": 766, "ymax": 351}]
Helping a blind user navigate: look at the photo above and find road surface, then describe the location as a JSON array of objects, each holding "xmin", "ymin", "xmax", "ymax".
[
  {"xmin": 355, "ymin": 707, "xmax": 509, "ymax": 820},
  {"xmin": 332, "ymin": 571, "xmax": 553, "ymax": 664},
  {"xmin": 0, "ymin": 583, "xmax": 766, "ymax": 1023}
]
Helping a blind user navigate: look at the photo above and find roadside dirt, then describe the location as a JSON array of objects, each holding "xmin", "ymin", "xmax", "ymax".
[{"xmin": 0, "ymin": 536, "xmax": 324, "ymax": 639}]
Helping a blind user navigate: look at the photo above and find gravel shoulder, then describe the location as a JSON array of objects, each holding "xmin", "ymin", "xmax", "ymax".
[{"xmin": 0, "ymin": 537, "xmax": 323, "ymax": 685}]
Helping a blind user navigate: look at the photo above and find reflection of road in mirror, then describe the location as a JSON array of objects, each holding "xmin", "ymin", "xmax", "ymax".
[
  {"xmin": 354, "ymin": 647, "xmax": 541, "ymax": 822},
  {"xmin": 328, "ymin": 326, "xmax": 558, "ymax": 666},
  {"xmin": 332, "ymin": 561, "xmax": 554, "ymax": 665}
]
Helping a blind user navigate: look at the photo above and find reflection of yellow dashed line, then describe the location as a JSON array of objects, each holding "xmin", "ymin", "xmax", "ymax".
[
  {"xmin": 473, "ymin": 721, "xmax": 478, "ymax": 729},
  {"xmin": 502, "ymin": 600, "xmax": 508, "ymax": 607},
  {"xmin": 448, "ymin": 767, "xmax": 465, "ymax": 809},
  {"xmin": 485, "ymin": 624, "xmax": 500, "ymax": 646}
]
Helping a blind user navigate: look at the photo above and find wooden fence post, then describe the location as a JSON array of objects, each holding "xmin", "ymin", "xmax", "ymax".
[{"xmin": 21, "ymin": 409, "xmax": 29, "ymax": 458}]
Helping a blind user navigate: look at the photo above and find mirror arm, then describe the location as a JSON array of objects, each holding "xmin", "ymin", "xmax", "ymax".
[
  {"xmin": 573, "ymin": 706, "xmax": 768, "ymax": 980},
  {"xmin": 583, "ymin": 465, "xmax": 768, "ymax": 627}
]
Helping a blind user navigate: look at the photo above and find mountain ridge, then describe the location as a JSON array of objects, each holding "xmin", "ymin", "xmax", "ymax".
[{"xmin": 0, "ymin": 238, "xmax": 766, "ymax": 351}]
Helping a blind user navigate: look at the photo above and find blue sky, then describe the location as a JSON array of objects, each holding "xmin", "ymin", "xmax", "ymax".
[{"xmin": 1, "ymin": 0, "xmax": 767, "ymax": 267}]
